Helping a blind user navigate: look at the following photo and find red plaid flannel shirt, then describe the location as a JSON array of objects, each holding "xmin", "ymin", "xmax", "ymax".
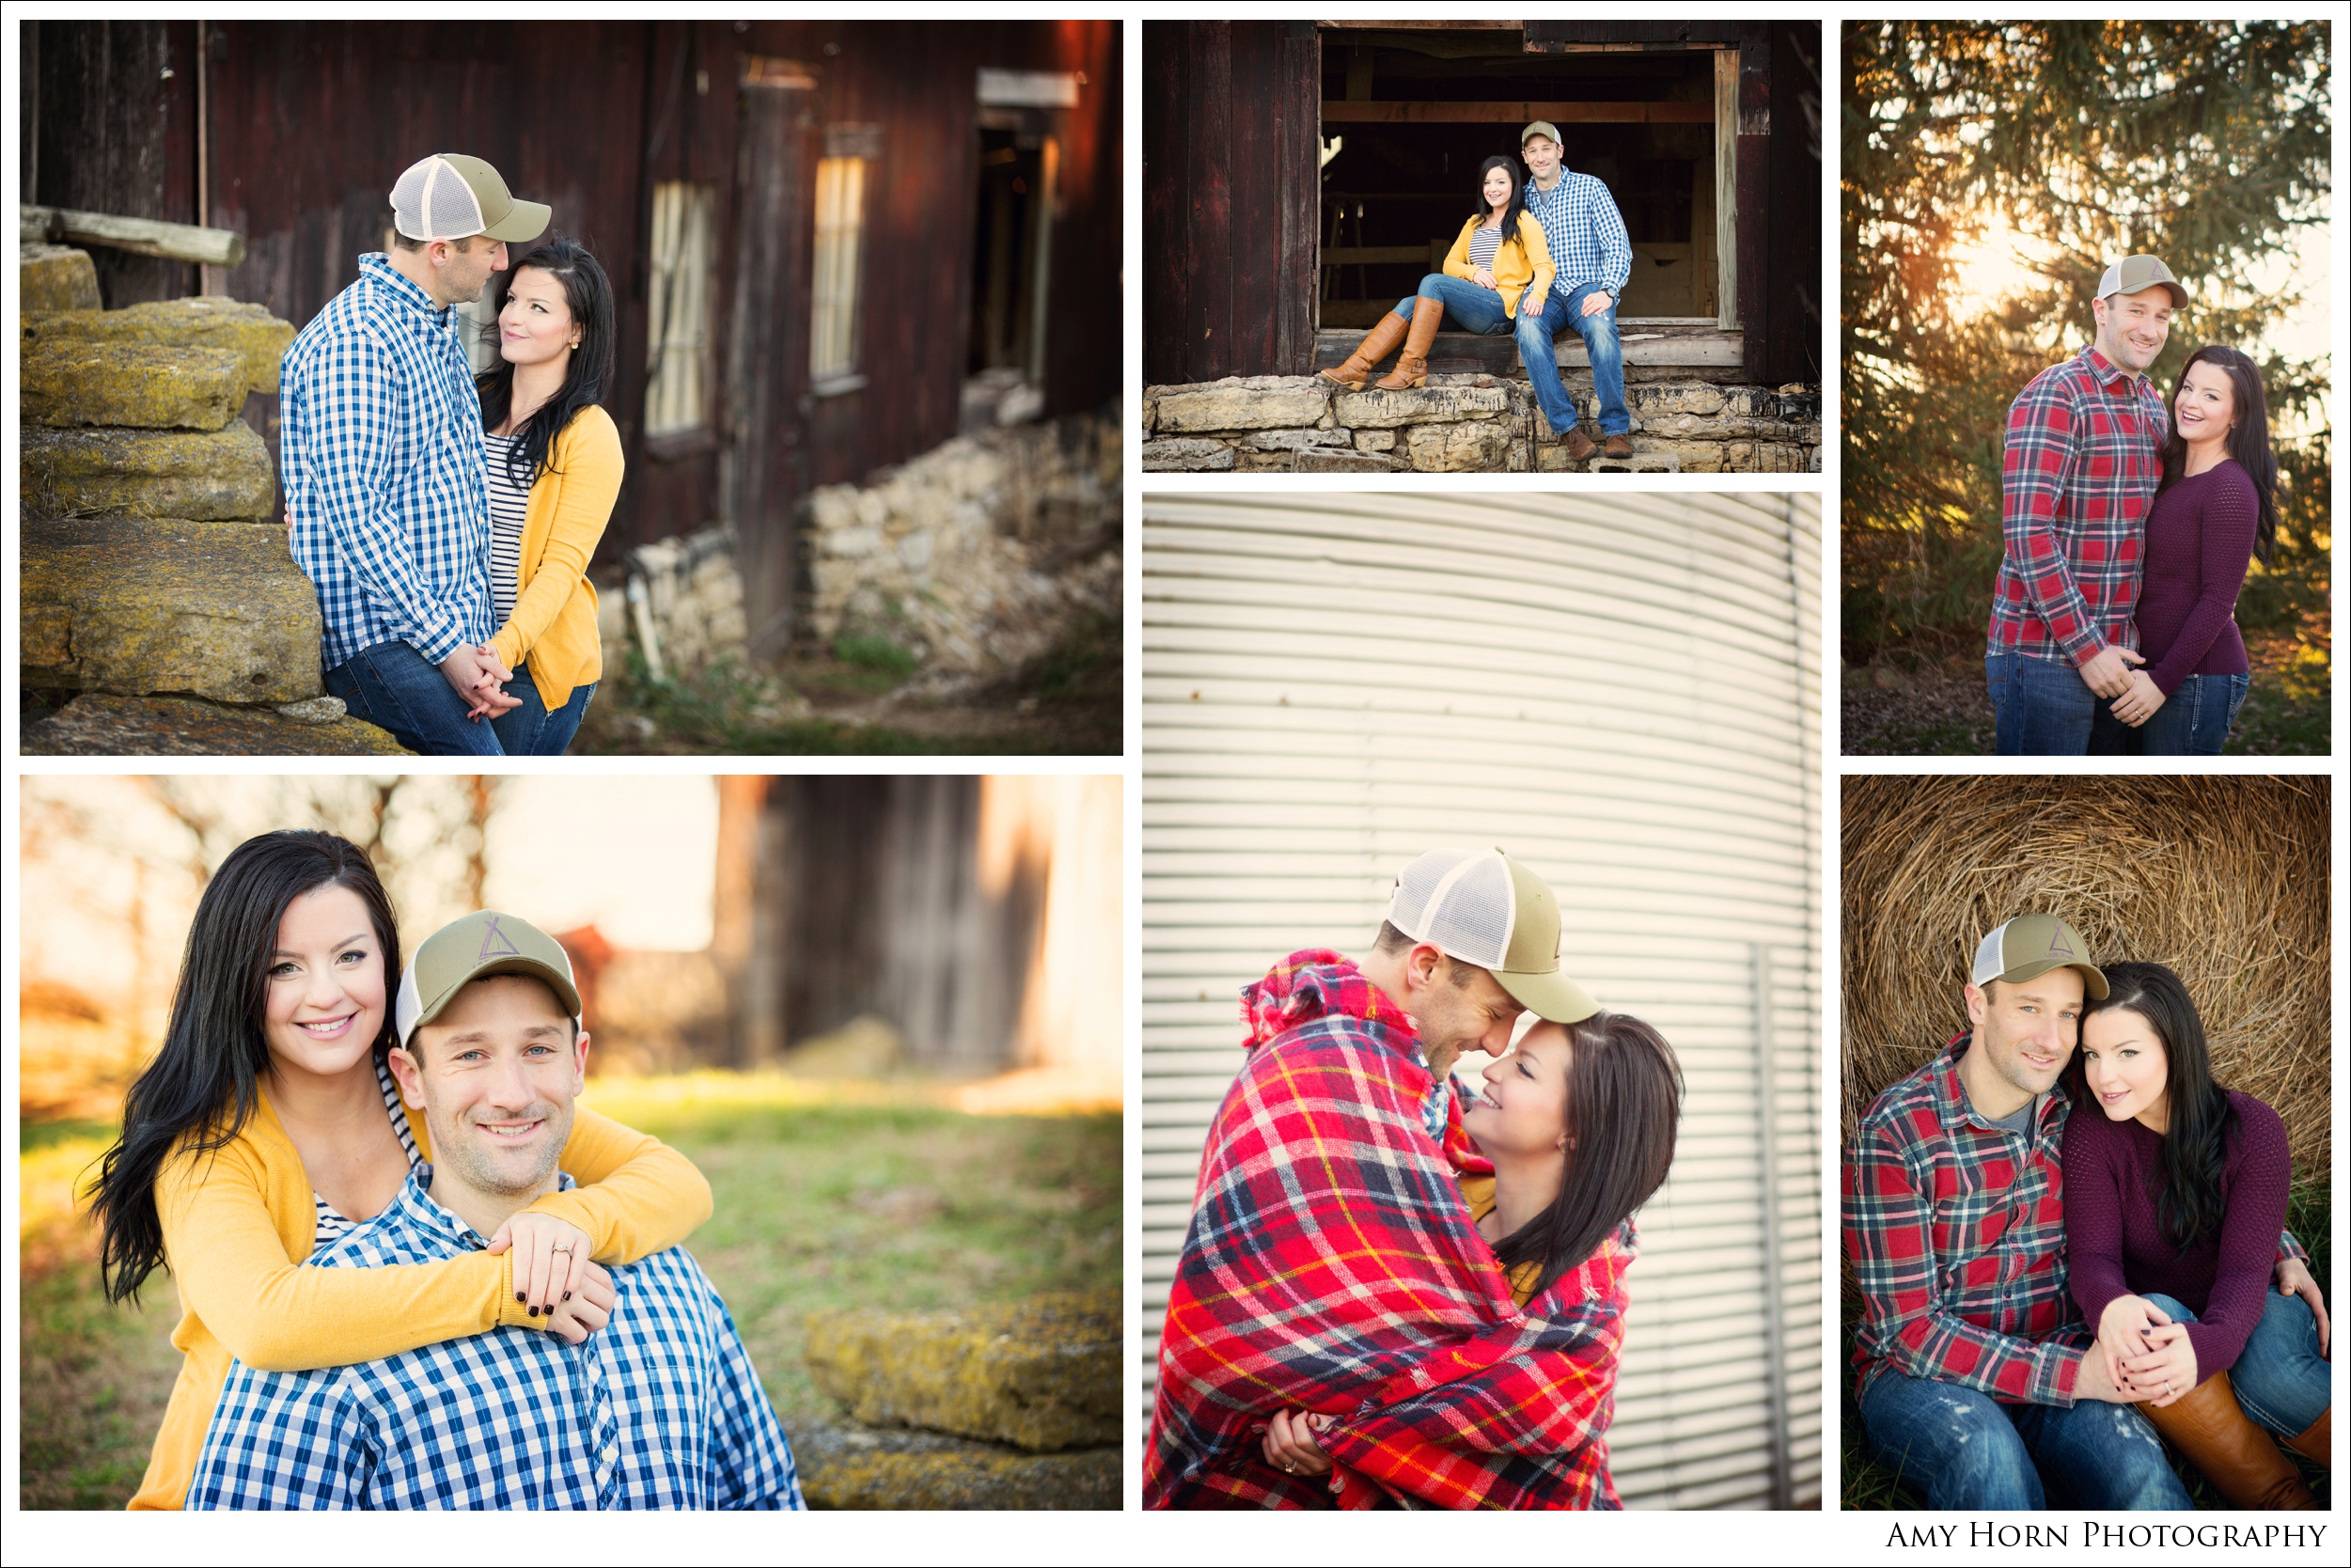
[{"xmin": 1986, "ymin": 346, "xmax": 2168, "ymax": 665}]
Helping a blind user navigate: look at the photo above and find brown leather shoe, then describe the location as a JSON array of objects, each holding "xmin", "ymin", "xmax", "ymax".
[
  {"xmin": 1558, "ymin": 425, "xmax": 1596, "ymax": 462},
  {"xmin": 1319, "ymin": 312, "xmax": 1409, "ymax": 391},
  {"xmin": 1604, "ymin": 433, "xmax": 1633, "ymax": 459},
  {"xmin": 1375, "ymin": 297, "xmax": 1444, "ymax": 389},
  {"xmin": 2283, "ymin": 1405, "xmax": 2330, "ymax": 1466},
  {"xmin": 2137, "ymin": 1372, "xmax": 2316, "ymax": 1510}
]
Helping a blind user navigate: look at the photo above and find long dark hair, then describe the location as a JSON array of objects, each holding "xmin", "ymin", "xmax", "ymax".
[
  {"xmin": 2156, "ymin": 344, "xmax": 2280, "ymax": 566},
  {"xmin": 87, "ymin": 831, "xmax": 401, "ymax": 1305},
  {"xmin": 476, "ymin": 236, "xmax": 617, "ymax": 487},
  {"xmin": 1468, "ymin": 154, "xmax": 1530, "ymax": 259},
  {"xmin": 2076, "ymin": 961, "xmax": 2235, "ymax": 1251},
  {"xmin": 1492, "ymin": 1011, "xmax": 1685, "ymax": 1299}
]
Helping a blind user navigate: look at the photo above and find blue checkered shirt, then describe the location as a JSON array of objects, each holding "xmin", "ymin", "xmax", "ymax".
[
  {"xmin": 1523, "ymin": 168, "xmax": 1633, "ymax": 302},
  {"xmin": 281, "ymin": 252, "xmax": 496, "ymax": 670},
  {"xmin": 186, "ymin": 1168, "xmax": 804, "ymax": 1511}
]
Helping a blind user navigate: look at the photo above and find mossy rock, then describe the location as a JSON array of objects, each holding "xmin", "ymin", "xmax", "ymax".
[
  {"xmin": 21, "ymin": 423, "xmax": 276, "ymax": 522},
  {"xmin": 20, "ymin": 337, "xmax": 247, "ymax": 431},
  {"xmin": 791, "ymin": 1421, "xmax": 1116, "ymax": 1511},
  {"xmin": 20, "ymin": 244, "xmax": 101, "ymax": 311},
  {"xmin": 23, "ymin": 297, "xmax": 293, "ymax": 395},
  {"xmin": 23, "ymin": 693, "xmax": 410, "ymax": 757},
  {"xmin": 21, "ymin": 514, "xmax": 322, "ymax": 703},
  {"xmin": 804, "ymin": 1290, "xmax": 1118, "ymax": 1452}
]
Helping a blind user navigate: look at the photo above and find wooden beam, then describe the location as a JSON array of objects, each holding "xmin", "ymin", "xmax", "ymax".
[
  {"xmin": 1714, "ymin": 52, "xmax": 1737, "ymax": 330},
  {"xmin": 1320, "ymin": 101, "xmax": 1712, "ymax": 125},
  {"xmin": 1310, "ymin": 323, "xmax": 1743, "ymax": 372},
  {"xmin": 21, "ymin": 204, "xmax": 245, "ymax": 267}
]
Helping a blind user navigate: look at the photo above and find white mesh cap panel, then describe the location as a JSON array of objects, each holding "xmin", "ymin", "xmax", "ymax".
[
  {"xmin": 391, "ymin": 155, "xmax": 486, "ymax": 242},
  {"xmin": 1387, "ymin": 848, "xmax": 1514, "ymax": 968},
  {"xmin": 1971, "ymin": 923, "xmax": 2010, "ymax": 987}
]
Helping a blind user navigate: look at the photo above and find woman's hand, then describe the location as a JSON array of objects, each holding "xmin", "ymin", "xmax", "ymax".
[
  {"xmin": 486, "ymin": 1211, "xmax": 593, "ymax": 1316},
  {"xmin": 1261, "ymin": 1408, "xmax": 1335, "ymax": 1477},
  {"xmin": 2110, "ymin": 669, "xmax": 2167, "ymax": 727},
  {"xmin": 540, "ymin": 1259, "xmax": 616, "ymax": 1345},
  {"xmin": 2119, "ymin": 1320, "xmax": 2199, "ymax": 1407},
  {"xmin": 1471, "ymin": 266, "xmax": 1498, "ymax": 290},
  {"xmin": 459, "ymin": 644, "xmax": 523, "ymax": 722},
  {"xmin": 2275, "ymin": 1258, "xmax": 2330, "ymax": 1356},
  {"xmin": 2095, "ymin": 1294, "xmax": 2165, "ymax": 1393}
]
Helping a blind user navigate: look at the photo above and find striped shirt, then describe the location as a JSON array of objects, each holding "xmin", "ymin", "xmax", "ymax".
[
  {"xmin": 1467, "ymin": 223, "xmax": 1503, "ymax": 277},
  {"xmin": 1986, "ymin": 346, "xmax": 2168, "ymax": 664},
  {"xmin": 189, "ymin": 1167, "xmax": 803, "ymax": 1510},
  {"xmin": 282, "ymin": 252, "xmax": 496, "ymax": 670},
  {"xmin": 1521, "ymin": 169, "xmax": 1632, "ymax": 301},
  {"xmin": 482, "ymin": 432, "xmax": 531, "ymax": 633},
  {"xmin": 309, "ymin": 1054, "xmax": 420, "ymax": 1250}
]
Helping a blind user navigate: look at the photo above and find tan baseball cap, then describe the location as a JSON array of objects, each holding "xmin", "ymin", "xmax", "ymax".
[
  {"xmin": 390, "ymin": 153, "xmax": 551, "ymax": 245},
  {"xmin": 395, "ymin": 909, "xmax": 582, "ymax": 1047},
  {"xmin": 1971, "ymin": 914, "xmax": 2108, "ymax": 1000},
  {"xmin": 1521, "ymin": 120, "xmax": 1561, "ymax": 149},
  {"xmin": 1387, "ymin": 848, "xmax": 1598, "ymax": 1024},
  {"xmin": 2096, "ymin": 255, "xmax": 2187, "ymax": 308}
]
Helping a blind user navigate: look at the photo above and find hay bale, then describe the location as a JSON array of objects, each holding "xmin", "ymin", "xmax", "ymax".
[{"xmin": 1842, "ymin": 776, "xmax": 2329, "ymax": 1171}]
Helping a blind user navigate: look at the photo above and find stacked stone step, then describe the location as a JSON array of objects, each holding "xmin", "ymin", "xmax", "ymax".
[
  {"xmin": 796, "ymin": 1290, "xmax": 1117, "ymax": 1509},
  {"xmin": 18, "ymin": 270, "xmax": 407, "ymax": 755}
]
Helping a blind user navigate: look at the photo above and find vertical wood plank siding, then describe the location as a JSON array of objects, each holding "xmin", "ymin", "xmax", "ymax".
[
  {"xmin": 24, "ymin": 21, "xmax": 200, "ymax": 306},
  {"xmin": 1140, "ymin": 493, "xmax": 1824, "ymax": 1509}
]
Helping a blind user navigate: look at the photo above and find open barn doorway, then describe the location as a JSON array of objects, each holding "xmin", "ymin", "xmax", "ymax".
[
  {"xmin": 1316, "ymin": 25, "xmax": 1729, "ymax": 330},
  {"xmin": 964, "ymin": 70, "xmax": 1073, "ymax": 431}
]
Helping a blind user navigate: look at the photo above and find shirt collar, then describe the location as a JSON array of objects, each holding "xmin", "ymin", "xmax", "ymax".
[
  {"xmin": 384, "ymin": 1164, "xmax": 579, "ymax": 1252},
  {"xmin": 359, "ymin": 250, "xmax": 455, "ymax": 322},
  {"xmin": 1930, "ymin": 1030, "xmax": 2071, "ymax": 1138},
  {"xmin": 2078, "ymin": 345, "xmax": 2149, "ymax": 394}
]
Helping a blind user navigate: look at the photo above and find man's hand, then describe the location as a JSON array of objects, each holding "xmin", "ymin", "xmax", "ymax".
[
  {"xmin": 440, "ymin": 645, "xmax": 522, "ymax": 720},
  {"xmin": 2276, "ymin": 1257, "xmax": 2330, "ymax": 1356},
  {"xmin": 2110, "ymin": 669, "xmax": 2167, "ymax": 727},
  {"xmin": 2071, "ymin": 1344, "xmax": 2137, "ymax": 1404},
  {"xmin": 1579, "ymin": 290, "xmax": 1612, "ymax": 319},
  {"xmin": 2076, "ymin": 644, "xmax": 2145, "ymax": 699},
  {"xmin": 1261, "ymin": 1408, "xmax": 1335, "ymax": 1477},
  {"xmin": 540, "ymin": 1260, "xmax": 616, "ymax": 1346}
]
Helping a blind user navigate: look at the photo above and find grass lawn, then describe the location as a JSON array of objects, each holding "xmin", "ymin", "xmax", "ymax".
[{"xmin": 16, "ymin": 1079, "xmax": 1120, "ymax": 1511}]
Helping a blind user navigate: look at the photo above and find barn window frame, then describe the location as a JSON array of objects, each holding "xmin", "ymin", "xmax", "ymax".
[
  {"xmin": 809, "ymin": 123, "xmax": 883, "ymax": 399},
  {"xmin": 644, "ymin": 180, "xmax": 717, "ymax": 440}
]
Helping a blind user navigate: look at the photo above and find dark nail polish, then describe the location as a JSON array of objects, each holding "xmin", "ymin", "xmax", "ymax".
[
  {"xmin": 516, "ymin": 1292, "xmax": 525, "ymax": 1303},
  {"xmin": 528, "ymin": 1305, "xmax": 540, "ymax": 1317},
  {"xmin": 563, "ymin": 1292, "xmax": 572, "ymax": 1301}
]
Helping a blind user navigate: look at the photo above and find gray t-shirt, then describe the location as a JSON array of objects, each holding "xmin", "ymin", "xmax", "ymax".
[{"xmin": 1965, "ymin": 1084, "xmax": 2040, "ymax": 1141}]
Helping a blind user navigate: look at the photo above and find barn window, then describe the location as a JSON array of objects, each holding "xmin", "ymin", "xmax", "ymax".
[
  {"xmin": 965, "ymin": 70, "xmax": 1076, "ymax": 428},
  {"xmin": 644, "ymin": 180, "xmax": 715, "ymax": 436},
  {"xmin": 810, "ymin": 126, "xmax": 881, "ymax": 397}
]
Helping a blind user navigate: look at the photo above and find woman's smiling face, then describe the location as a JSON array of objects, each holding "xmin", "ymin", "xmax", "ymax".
[
  {"xmin": 1482, "ymin": 165, "xmax": 1512, "ymax": 212},
  {"xmin": 498, "ymin": 266, "xmax": 577, "ymax": 370},
  {"xmin": 2078, "ymin": 1006, "xmax": 2170, "ymax": 1127},
  {"xmin": 263, "ymin": 884, "xmax": 387, "ymax": 1081},
  {"xmin": 1462, "ymin": 1019, "xmax": 1571, "ymax": 1160},
  {"xmin": 2174, "ymin": 357, "xmax": 2235, "ymax": 445}
]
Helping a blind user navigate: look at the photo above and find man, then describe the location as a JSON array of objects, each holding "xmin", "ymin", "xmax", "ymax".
[
  {"xmin": 1986, "ymin": 256, "xmax": 2186, "ymax": 754},
  {"xmin": 1146, "ymin": 848, "xmax": 1616, "ymax": 1509},
  {"xmin": 188, "ymin": 911, "xmax": 802, "ymax": 1510},
  {"xmin": 1843, "ymin": 913, "xmax": 2319, "ymax": 1510},
  {"xmin": 1513, "ymin": 122, "xmax": 1635, "ymax": 463},
  {"xmin": 281, "ymin": 153, "xmax": 550, "ymax": 756}
]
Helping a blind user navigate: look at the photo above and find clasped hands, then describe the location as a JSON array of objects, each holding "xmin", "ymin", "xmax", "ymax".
[
  {"xmin": 2093, "ymin": 1295, "xmax": 2199, "ymax": 1407},
  {"xmin": 441, "ymin": 643, "xmax": 524, "ymax": 721},
  {"xmin": 1260, "ymin": 1408, "xmax": 1336, "ymax": 1478},
  {"xmin": 2077, "ymin": 644, "xmax": 2165, "ymax": 728}
]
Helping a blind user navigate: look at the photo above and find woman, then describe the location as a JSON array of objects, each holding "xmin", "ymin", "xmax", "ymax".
[
  {"xmin": 1259, "ymin": 1012, "xmax": 1684, "ymax": 1508},
  {"xmin": 2065, "ymin": 962, "xmax": 2330, "ymax": 1511},
  {"xmin": 1319, "ymin": 155, "xmax": 1556, "ymax": 392},
  {"xmin": 88, "ymin": 830, "xmax": 711, "ymax": 1509},
  {"xmin": 2106, "ymin": 346, "xmax": 2279, "ymax": 754},
  {"xmin": 474, "ymin": 237, "xmax": 623, "ymax": 755}
]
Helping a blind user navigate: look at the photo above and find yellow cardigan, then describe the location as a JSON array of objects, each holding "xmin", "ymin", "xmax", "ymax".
[
  {"xmin": 1441, "ymin": 212, "xmax": 1557, "ymax": 321},
  {"xmin": 128, "ymin": 1089, "xmax": 710, "ymax": 1510},
  {"xmin": 486, "ymin": 403, "xmax": 623, "ymax": 713}
]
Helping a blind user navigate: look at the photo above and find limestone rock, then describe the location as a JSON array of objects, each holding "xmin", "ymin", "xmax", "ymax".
[
  {"xmin": 20, "ymin": 422, "xmax": 276, "ymax": 521},
  {"xmin": 1294, "ymin": 448, "xmax": 1404, "ymax": 473},
  {"xmin": 1140, "ymin": 437, "xmax": 1235, "ymax": 472},
  {"xmin": 24, "ymin": 694, "xmax": 408, "ymax": 757},
  {"xmin": 1333, "ymin": 383, "xmax": 1511, "ymax": 429},
  {"xmin": 1152, "ymin": 379, "xmax": 1330, "ymax": 433},
  {"xmin": 23, "ymin": 297, "xmax": 294, "ymax": 395},
  {"xmin": 1231, "ymin": 450, "xmax": 1293, "ymax": 472},
  {"xmin": 1591, "ymin": 452, "xmax": 1683, "ymax": 474},
  {"xmin": 1243, "ymin": 428, "xmax": 1350, "ymax": 451},
  {"xmin": 20, "ymin": 338, "xmax": 247, "ymax": 431},
  {"xmin": 20, "ymin": 243, "xmax": 101, "ymax": 311},
  {"xmin": 1629, "ymin": 437, "xmax": 1727, "ymax": 474},
  {"xmin": 21, "ymin": 514, "xmax": 324, "ymax": 703},
  {"xmin": 1406, "ymin": 421, "xmax": 1513, "ymax": 472},
  {"xmin": 1352, "ymin": 430, "xmax": 1396, "ymax": 452},
  {"xmin": 792, "ymin": 1422, "xmax": 1117, "ymax": 1511},
  {"xmin": 803, "ymin": 1290, "xmax": 1117, "ymax": 1452},
  {"xmin": 275, "ymin": 697, "xmax": 348, "ymax": 725},
  {"xmin": 1630, "ymin": 382, "xmax": 1728, "ymax": 418}
]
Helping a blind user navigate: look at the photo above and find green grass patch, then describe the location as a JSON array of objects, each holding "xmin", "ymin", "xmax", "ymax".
[{"xmin": 832, "ymin": 633, "xmax": 920, "ymax": 679}]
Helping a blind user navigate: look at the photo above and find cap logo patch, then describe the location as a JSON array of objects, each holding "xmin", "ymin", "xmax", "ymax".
[
  {"xmin": 477, "ymin": 915, "xmax": 522, "ymax": 963},
  {"xmin": 2045, "ymin": 927, "xmax": 2077, "ymax": 960}
]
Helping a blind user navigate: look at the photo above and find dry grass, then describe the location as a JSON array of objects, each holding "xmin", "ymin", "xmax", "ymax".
[{"xmin": 1842, "ymin": 776, "xmax": 2330, "ymax": 1168}]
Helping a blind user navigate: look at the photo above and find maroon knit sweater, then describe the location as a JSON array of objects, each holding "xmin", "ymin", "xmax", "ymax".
[
  {"xmin": 2062, "ymin": 1090, "xmax": 2290, "ymax": 1378},
  {"xmin": 2135, "ymin": 460, "xmax": 2257, "ymax": 697}
]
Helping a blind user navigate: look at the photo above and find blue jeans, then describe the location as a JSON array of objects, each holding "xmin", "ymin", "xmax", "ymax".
[
  {"xmin": 2130, "ymin": 672, "xmax": 2249, "ymax": 756},
  {"xmin": 1987, "ymin": 649, "xmax": 2135, "ymax": 756},
  {"xmin": 2141, "ymin": 1291, "xmax": 2330, "ymax": 1438},
  {"xmin": 325, "ymin": 641, "xmax": 507, "ymax": 758},
  {"xmin": 1394, "ymin": 274, "xmax": 1512, "ymax": 336},
  {"xmin": 1515, "ymin": 286, "xmax": 1629, "ymax": 436},
  {"xmin": 487, "ymin": 665, "xmax": 597, "ymax": 757},
  {"xmin": 1859, "ymin": 1370, "xmax": 2192, "ymax": 1511}
]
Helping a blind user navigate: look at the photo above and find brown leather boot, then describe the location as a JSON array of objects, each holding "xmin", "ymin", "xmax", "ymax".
[
  {"xmin": 1604, "ymin": 433, "xmax": 1634, "ymax": 459},
  {"xmin": 1558, "ymin": 424, "xmax": 1596, "ymax": 462},
  {"xmin": 1318, "ymin": 312, "xmax": 1409, "ymax": 391},
  {"xmin": 1375, "ymin": 296, "xmax": 1444, "ymax": 389},
  {"xmin": 2282, "ymin": 1406, "xmax": 2330, "ymax": 1466},
  {"xmin": 2137, "ymin": 1372, "xmax": 2316, "ymax": 1510}
]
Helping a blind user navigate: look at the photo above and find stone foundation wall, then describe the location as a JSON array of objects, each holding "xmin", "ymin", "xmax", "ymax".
[
  {"xmin": 1142, "ymin": 373, "xmax": 1821, "ymax": 475},
  {"xmin": 594, "ymin": 524, "xmax": 752, "ymax": 683}
]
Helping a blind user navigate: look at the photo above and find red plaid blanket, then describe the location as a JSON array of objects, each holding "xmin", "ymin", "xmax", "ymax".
[{"xmin": 1144, "ymin": 950, "xmax": 1631, "ymax": 1511}]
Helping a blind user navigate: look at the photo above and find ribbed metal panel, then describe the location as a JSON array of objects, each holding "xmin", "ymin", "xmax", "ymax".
[{"xmin": 1140, "ymin": 491, "xmax": 1822, "ymax": 1511}]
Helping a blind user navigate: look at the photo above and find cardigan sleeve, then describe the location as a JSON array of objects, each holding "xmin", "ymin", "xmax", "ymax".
[
  {"xmin": 489, "ymin": 407, "xmax": 623, "ymax": 672},
  {"xmin": 1517, "ymin": 214, "xmax": 1556, "ymax": 319},
  {"xmin": 516, "ymin": 1104, "xmax": 715, "ymax": 1265},
  {"xmin": 2185, "ymin": 1096, "xmax": 2294, "ymax": 1377},
  {"xmin": 1441, "ymin": 220, "xmax": 1476, "ymax": 282}
]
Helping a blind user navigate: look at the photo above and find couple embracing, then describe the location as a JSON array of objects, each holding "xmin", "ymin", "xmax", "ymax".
[
  {"xmin": 286, "ymin": 153, "xmax": 619, "ymax": 757},
  {"xmin": 1146, "ymin": 849, "xmax": 1684, "ymax": 1509},
  {"xmin": 1847, "ymin": 915, "xmax": 2333, "ymax": 1511}
]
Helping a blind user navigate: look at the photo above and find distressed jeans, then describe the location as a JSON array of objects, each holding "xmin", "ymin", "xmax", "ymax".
[
  {"xmin": 325, "ymin": 640, "xmax": 507, "ymax": 758},
  {"xmin": 1859, "ymin": 1370, "xmax": 2192, "ymax": 1511},
  {"xmin": 1515, "ymin": 286, "xmax": 1629, "ymax": 437},
  {"xmin": 1393, "ymin": 274, "xmax": 1513, "ymax": 337},
  {"xmin": 2131, "ymin": 671, "xmax": 2250, "ymax": 757},
  {"xmin": 486, "ymin": 663, "xmax": 597, "ymax": 757},
  {"xmin": 2141, "ymin": 1291, "xmax": 2330, "ymax": 1439},
  {"xmin": 1987, "ymin": 649, "xmax": 2135, "ymax": 757}
]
